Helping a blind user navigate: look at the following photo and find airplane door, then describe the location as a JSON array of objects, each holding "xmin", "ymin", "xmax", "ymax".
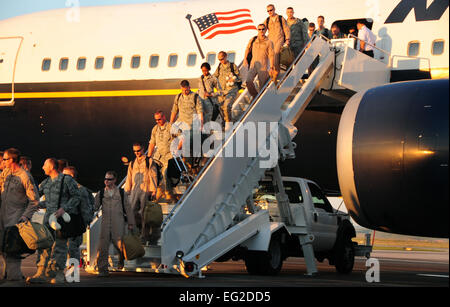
[{"xmin": 0, "ymin": 36, "xmax": 24, "ymax": 106}]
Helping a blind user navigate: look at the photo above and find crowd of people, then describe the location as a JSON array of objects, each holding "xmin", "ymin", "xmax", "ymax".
[{"xmin": 0, "ymin": 4, "xmax": 378, "ymax": 285}]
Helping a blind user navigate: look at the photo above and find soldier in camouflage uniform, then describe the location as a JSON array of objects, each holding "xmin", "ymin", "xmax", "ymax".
[
  {"xmin": 27, "ymin": 158, "xmax": 81, "ymax": 284},
  {"xmin": 198, "ymin": 62, "xmax": 221, "ymax": 124},
  {"xmin": 0, "ymin": 148, "xmax": 39, "ymax": 284},
  {"xmin": 62, "ymin": 166, "xmax": 93, "ymax": 267},
  {"xmin": 286, "ymin": 7, "xmax": 308, "ymax": 57},
  {"xmin": 170, "ymin": 80, "xmax": 203, "ymax": 130},
  {"xmin": 213, "ymin": 52, "xmax": 241, "ymax": 129},
  {"xmin": 148, "ymin": 111, "xmax": 176, "ymax": 202}
]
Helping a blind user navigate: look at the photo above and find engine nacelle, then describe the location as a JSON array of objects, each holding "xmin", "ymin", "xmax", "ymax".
[{"xmin": 337, "ymin": 79, "xmax": 449, "ymax": 238}]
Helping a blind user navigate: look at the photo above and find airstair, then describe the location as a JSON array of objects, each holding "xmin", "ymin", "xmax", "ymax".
[{"xmin": 85, "ymin": 34, "xmax": 390, "ymax": 277}]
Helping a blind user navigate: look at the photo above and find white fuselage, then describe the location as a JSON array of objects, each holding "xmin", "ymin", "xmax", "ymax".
[{"xmin": 0, "ymin": 0, "xmax": 448, "ymax": 86}]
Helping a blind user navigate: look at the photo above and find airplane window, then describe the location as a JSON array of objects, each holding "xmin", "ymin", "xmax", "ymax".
[
  {"xmin": 131, "ymin": 55, "xmax": 140, "ymax": 69},
  {"xmin": 432, "ymin": 40, "xmax": 445, "ymax": 55},
  {"xmin": 113, "ymin": 56, "xmax": 122, "ymax": 69},
  {"xmin": 149, "ymin": 55, "xmax": 159, "ymax": 68},
  {"xmin": 77, "ymin": 58, "xmax": 86, "ymax": 70},
  {"xmin": 408, "ymin": 41, "xmax": 420, "ymax": 57},
  {"xmin": 59, "ymin": 58, "xmax": 69, "ymax": 71},
  {"xmin": 227, "ymin": 52, "xmax": 236, "ymax": 63},
  {"xmin": 207, "ymin": 52, "xmax": 216, "ymax": 66},
  {"xmin": 187, "ymin": 53, "xmax": 197, "ymax": 67},
  {"xmin": 168, "ymin": 54, "xmax": 178, "ymax": 67},
  {"xmin": 95, "ymin": 57, "xmax": 104, "ymax": 70},
  {"xmin": 42, "ymin": 59, "xmax": 51, "ymax": 71}
]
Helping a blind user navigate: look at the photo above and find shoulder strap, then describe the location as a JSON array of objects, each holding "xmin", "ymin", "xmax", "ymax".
[
  {"xmin": 201, "ymin": 75, "xmax": 207, "ymax": 91},
  {"xmin": 201, "ymin": 75, "xmax": 214, "ymax": 104},
  {"xmin": 266, "ymin": 17, "xmax": 270, "ymax": 29},
  {"xmin": 119, "ymin": 188, "xmax": 127, "ymax": 221},
  {"xmin": 230, "ymin": 62, "xmax": 235, "ymax": 75},
  {"xmin": 99, "ymin": 188, "xmax": 104, "ymax": 207},
  {"xmin": 57, "ymin": 175, "xmax": 66, "ymax": 209},
  {"xmin": 279, "ymin": 15, "xmax": 285, "ymax": 41}
]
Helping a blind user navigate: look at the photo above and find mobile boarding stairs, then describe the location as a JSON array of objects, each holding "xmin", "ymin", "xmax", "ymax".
[{"xmin": 85, "ymin": 34, "xmax": 391, "ymax": 277}]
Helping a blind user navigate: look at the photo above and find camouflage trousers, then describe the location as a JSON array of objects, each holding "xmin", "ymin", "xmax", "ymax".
[
  {"xmin": 68, "ymin": 235, "xmax": 83, "ymax": 262},
  {"xmin": 36, "ymin": 230, "xmax": 70, "ymax": 271},
  {"xmin": 200, "ymin": 98, "xmax": 214, "ymax": 124},
  {"xmin": 218, "ymin": 89, "xmax": 238, "ymax": 123}
]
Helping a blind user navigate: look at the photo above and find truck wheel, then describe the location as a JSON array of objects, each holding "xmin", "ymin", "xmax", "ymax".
[
  {"xmin": 244, "ymin": 237, "xmax": 283, "ymax": 276},
  {"xmin": 334, "ymin": 237, "xmax": 355, "ymax": 274}
]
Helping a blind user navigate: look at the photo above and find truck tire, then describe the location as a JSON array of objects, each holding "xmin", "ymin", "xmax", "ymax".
[
  {"xmin": 334, "ymin": 237, "xmax": 355, "ymax": 274},
  {"xmin": 244, "ymin": 237, "xmax": 283, "ymax": 276}
]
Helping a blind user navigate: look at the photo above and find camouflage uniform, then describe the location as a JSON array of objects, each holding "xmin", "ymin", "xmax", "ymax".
[
  {"xmin": 316, "ymin": 28, "xmax": 332, "ymax": 39},
  {"xmin": 213, "ymin": 62, "xmax": 241, "ymax": 123},
  {"xmin": 198, "ymin": 74, "xmax": 221, "ymax": 123},
  {"xmin": 0, "ymin": 167, "xmax": 39, "ymax": 280},
  {"xmin": 124, "ymin": 156, "xmax": 158, "ymax": 239},
  {"xmin": 171, "ymin": 91, "xmax": 203, "ymax": 129},
  {"xmin": 287, "ymin": 18, "xmax": 308, "ymax": 57},
  {"xmin": 68, "ymin": 183, "xmax": 92, "ymax": 263},
  {"xmin": 149, "ymin": 122, "xmax": 174, "ymax": 191},
  {"xmin": 36, "ymin": 174, "xmax": 81, "ymax": 272}
]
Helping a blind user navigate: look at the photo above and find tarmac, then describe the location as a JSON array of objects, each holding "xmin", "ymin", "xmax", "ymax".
[{"xmin": 1, "ymin": 250, "xmax": 447, "ymax": 288}]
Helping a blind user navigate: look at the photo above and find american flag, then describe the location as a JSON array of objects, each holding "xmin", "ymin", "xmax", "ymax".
[{"xmin": 193, "ymin": 9, "xmax": 257, "ymax": 40}]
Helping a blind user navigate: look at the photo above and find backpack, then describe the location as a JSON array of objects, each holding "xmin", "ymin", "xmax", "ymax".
[
  {"xmin": 266, "ymin": 15, "xmax": 286, "ymax": 41},
  {"xmin": 217, "ymin": 62, "xmax": 242, "ymax": 89},
  {"xmin": 79, "ymin": 186, "xmax": 95, "ymax": 227},
  {"xmin": 99, "ymin": 188, "xmax": 128, "ymax": 223},
  {"xmin": 246, "ymin": 36, "xmax": 258, "ymax": 66},
  {"xmin": 56, "ymin": 175, "xmax": 86, "ymax": 239}
]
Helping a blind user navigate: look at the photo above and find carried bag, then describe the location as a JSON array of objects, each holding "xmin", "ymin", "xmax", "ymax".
[
  {"xmin": 1, "ymin": 225, "xmax": 35, "ymax": 256},
  {"xmin": 57, "ymin": 175, "xmax": 87, "ymax": 239},
  {"xmin": 122, "ymin": 234, "xmax": 145, "ymax": 260},
  {"xmin": 246, "ymin": 36, "xmax": 258, "ymax": 66},
  {"xmin": 280, "ymin": 46, "xmax": 295, "ymax": 70},
  {"xmin": 143, "ymin": 200, "xmax": 163, "ymax": 227},
  {"xmin": 16, "ymin": 220, "xmax": 54, "ymax": 250}
]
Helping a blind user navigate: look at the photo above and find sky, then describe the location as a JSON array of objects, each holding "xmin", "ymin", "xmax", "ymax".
[{"xmin": 0, "ymin": 0, "xmax": 176, "ymax": 21}]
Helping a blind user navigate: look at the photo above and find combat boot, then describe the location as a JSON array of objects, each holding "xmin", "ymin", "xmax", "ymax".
[
  {"xmin": 45, "ymin": 263, "xmax": 57, "ymax": 278},
  {"xmin": 26, "ymin": 267, "xmax": 48, "ymax": 284},
  {"xmin": 50, "ymin": 270, "xmax": 65, "ymax": 284}
]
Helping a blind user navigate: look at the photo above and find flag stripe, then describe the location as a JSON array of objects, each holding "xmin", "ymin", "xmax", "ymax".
[
  {"xmin": 217, "ymin": 13, "xmax": 252, "ymax": 21},
  {"xmin": 200, "ymin": 19, "xmax": 254, "ymax": 36},
  {"xmin": 204, "ymin": 25, "xmax": 257, "ymax": 40},
  {"xmin": 215, "ymin": 9, "xmax": 251, "ymax": 15}
]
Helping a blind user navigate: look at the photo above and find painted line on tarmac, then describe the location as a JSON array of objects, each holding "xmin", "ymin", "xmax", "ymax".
[{"xmin": 417, "ymin": 274, "xmax": 449, "ymax": 278}]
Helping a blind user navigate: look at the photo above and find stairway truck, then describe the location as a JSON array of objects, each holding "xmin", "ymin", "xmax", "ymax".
[{"xmin": 226, "ymin": 177, "xmax": 372, "ymax": 276}]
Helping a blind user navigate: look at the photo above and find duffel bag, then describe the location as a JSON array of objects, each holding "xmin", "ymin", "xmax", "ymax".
[
  {"xmin": 1, "ymin": 226, "xmax": 35, "ymax": 256},
  {"xmin": 122, "ymin": 234, "xmax": 145, "ymax": 260},
  {"xmin": 280, "ymin": 45, "xmax": 295, "ymax": 70},
  {"xmin": 58, "ymin": 213, "xmax": 86, "ymax": 239},
  {"xmin": 16, "ymin": 221, "xmax": 54, "ymax": 250},
  {"xmin": 143, "ymin": 201, "xmax": 163, "ymax": 227}
]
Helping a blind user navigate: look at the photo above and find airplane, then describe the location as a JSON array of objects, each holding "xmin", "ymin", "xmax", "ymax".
[{"xmin": 0, "ymin": 0, "xmax": 448, "ymax": 238}]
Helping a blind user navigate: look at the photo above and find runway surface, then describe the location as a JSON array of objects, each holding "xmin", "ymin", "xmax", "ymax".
[{"xmin": 1, "ymin": 250, "xmax": 448, "ymax": 288}]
